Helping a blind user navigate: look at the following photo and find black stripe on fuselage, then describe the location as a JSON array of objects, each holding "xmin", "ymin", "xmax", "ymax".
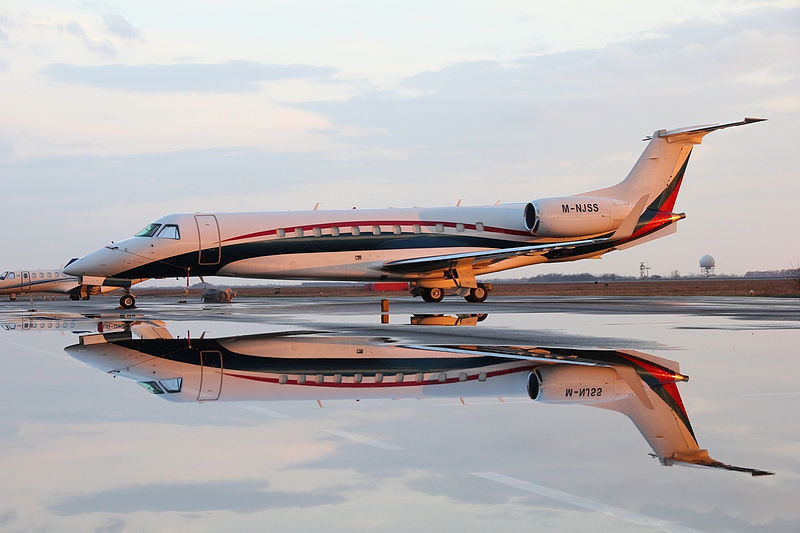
[
  {"xmin": 109, "ymin": 337, "xmax": 515, "ymax": 374},
  {"xmin": 113, "ymin": 232, "xmax": 529, "ymax": 278}
]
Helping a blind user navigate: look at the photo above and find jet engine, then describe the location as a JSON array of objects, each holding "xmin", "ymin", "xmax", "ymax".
[
  {"xmin": 523, "ymin": 196, "xmax": 631, "ymax": 237},
  {"xmin": 527, "ymin": 365, "xmax": 634, "ymax": 405}
]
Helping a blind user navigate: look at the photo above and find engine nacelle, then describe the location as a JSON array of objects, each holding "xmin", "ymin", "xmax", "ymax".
[
  {"xmin": 527, "ymin": 365, "xmax": 634, "ymax": 405},
  {"xmin": 523, "ymin": 196, "xmax": 631, "ymax": 237}
]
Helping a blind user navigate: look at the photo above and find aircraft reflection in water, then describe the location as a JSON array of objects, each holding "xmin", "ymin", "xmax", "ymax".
[{"xmin": 64, "ymin": 318, "xmax": 772, "ymax": 476}]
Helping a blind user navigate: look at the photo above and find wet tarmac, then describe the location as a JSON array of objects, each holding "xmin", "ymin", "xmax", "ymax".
[{"xmin": 0, "ymin": 295, "xmax": 798, "ymax": 532}]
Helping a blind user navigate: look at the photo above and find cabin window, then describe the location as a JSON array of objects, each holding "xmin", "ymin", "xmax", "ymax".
[
  {"xmin": 435, "ymin": 223, "xmax": 444, "ymax": 232},
  {"xmin": 0, "ymin": 272, "xmax": 7, "ymax": 280},
  {"xmin": 456, "ymin": 223, "xmax": 464, "ymax": 232},
  {"xmin": 31, "ymin": 273, "xmax": 36, "ymax": 279},
  {"xmin": 277, "ymin": 228, "xmax": 285, "ymax": 238},
  {"xmin": 393, "ymin": 225, "xmax": 401, "ymax": 235},
  {"xmin": 135, "ymin": 223, "xmax": 161, "ymax": 237},
  {"xmin": 296, "ymin": 228, "xmax": 304, "ymax": 237},
  {"xmin": 331, "ymin": 227, "xmax": 340, "ymax": 237},
  {"xmin": 475, "ymin": 222, "xmax": 484, "ymax": 231},
  {"xmin": 413, "ymin": 224, "xmax": 421, "ymax": 234},
  {"xmin": 372, "ymin": 225, "xmax": 381, "ymax": 235},
  {"xmin": 313, "ymin": 227, "xmax": 322, "ymax": 237},
  {"xmin": 47, "ymin": 272, "xmax": 52, "ymax": 278},
  {"xmin": 157, "ymin": 224, "xmax": 180, "ymax": 239},
  {"xmin": 351, "ymin": 226, "xmax": 361, "ymax": 236}
]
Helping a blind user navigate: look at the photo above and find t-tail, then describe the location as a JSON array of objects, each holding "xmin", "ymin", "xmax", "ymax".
[
  {"xmin": 583, "ymin": 118, "xmax": 766, "ymax": 212},
  {"xmin": 593, "ymin": 350, "xmax": 774, "ymax": 477}
]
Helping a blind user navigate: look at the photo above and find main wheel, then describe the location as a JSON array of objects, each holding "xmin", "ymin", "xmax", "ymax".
[
  {"xmin": 421, "ymin": 287, "xmax": 444, "ymax": 303},
  {"xmin": 120, "ymin": 294, "xmax": 136, "ymax": 309},
  {"xmin": 464, "ymin": 285, "xmax": 488, "ymax": 303}
]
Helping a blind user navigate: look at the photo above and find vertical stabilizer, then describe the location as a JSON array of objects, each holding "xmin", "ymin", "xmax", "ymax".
[{"xmin": 581, "ymin": 118, "xmax": 766, "ymax": 211}]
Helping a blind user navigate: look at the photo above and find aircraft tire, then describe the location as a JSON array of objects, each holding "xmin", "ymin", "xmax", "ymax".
[
  {"xmin": 421, "ymin": 287, "xmax": 444, "ymax": 303},
  {"xmin": 120, "ymin": 295, "xmax": 136, "ymax": 309},
  {"xmin": 464, "ymin": 285, "xmax": 489, "ymax": 303}
]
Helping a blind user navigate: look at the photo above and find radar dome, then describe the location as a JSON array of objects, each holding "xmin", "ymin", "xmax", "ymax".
[{"xmin": 700, "ymin": 255, "xmax": 715, "ymax": 268}]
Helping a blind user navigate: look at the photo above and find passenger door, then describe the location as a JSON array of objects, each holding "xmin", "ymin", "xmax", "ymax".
[
  {"xmin": 194, "ymin": 215, "xmax": 221, "ymax": 265},
  {"xmin": 198, "ymin": 350, "xmax": 223, "ymax": 401},
  {"xmin": 20, "ymin": 271, "xmax": 31, "ymax": 292}
]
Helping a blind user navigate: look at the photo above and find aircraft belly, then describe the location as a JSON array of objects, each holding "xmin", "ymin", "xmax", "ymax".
[{"xmin": 216, "ymin": 247, "xmax": 492, "ymax": 281}]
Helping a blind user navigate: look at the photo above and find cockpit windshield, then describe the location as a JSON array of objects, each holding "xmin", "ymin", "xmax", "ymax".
[
  {"xmin": 0, "ymin": 271, "xmax": 7, "ymax": 280},
  {"xmin": 135, "ymin": 223, "xmax": 161, "ymax": 237}
]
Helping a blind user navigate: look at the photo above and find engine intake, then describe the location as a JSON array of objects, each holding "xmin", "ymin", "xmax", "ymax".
[{"xmin": 523, "ymin": 196, "xmax": 631, "ymax": 237}]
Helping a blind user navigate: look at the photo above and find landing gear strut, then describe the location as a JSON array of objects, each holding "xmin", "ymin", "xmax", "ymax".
[{"xmin": 119, "ymin": 293, "xmax": 136, "ymax": 309}]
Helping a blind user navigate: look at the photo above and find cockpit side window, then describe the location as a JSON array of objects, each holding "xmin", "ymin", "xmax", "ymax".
[
  {"xmin": 8, "ymin": 272, "xmax": 14, "ymax": 279},
  {"xmin": 135, "ymin": 223, "xmax": 162, "ymax": 237},
  {"xmin": 0, "ymin": 271, "xmax": 6, "ymax": 280},
  {"xmin": 156, "ymin": 224, "xmax": 180, "ymax": 239}
]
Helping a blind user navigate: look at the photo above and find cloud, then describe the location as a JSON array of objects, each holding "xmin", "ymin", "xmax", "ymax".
[
  {"xmin": 60, "ymin": 20, "xmax": 116, "ymax": 58},
  {"xmin": 102, "ymin": 13, "xmax": 143, "ymax": 40},
  {"xmin": 41, "ymin": 60, "xmax": 338, "ymax": 92},
  {"xmin": 50, "ymin": 479, "xmax": 345, "ymax": 514}
]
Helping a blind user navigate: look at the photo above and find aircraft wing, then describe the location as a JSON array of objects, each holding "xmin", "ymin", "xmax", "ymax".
[{"xmin": 382, "ymin": 237, "xmax": 605, "ymax": 275}]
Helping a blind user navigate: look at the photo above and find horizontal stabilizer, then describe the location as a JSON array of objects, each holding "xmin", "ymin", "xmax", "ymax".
[
  {"xmin": 665, "ymin": 449, "xmax": 774, "ymax": 477},
  {"xmin": 645, "ymin": 117, "xmax": 766, "ymax": 141}
]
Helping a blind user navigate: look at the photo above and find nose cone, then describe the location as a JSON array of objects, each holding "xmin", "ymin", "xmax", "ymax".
[{"xmin": 63, "ymin": 247, "xmax": 121, "ymax": 277}]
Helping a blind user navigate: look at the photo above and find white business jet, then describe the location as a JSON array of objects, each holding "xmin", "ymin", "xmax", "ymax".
[
  {"xmin": 64, "ymin": 119, "xmax": 765, "ymax": 308},
  {"xmin": 0, "ymin": 262, "xmax": 145, "ymax": 305}
]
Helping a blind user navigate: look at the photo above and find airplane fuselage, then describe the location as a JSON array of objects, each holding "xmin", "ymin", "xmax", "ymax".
[{"xmin": 0, "ymin": 269, "xmax": 82, "ymax": 300}]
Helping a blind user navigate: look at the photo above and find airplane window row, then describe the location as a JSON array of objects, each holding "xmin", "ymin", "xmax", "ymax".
[
  {"xmin": 1, "ymin": 271, "xmax": 69, "ymax": 280},
  {"xmin": 274, "ymin": 222, "xmax": 486, "ymax": 238}
]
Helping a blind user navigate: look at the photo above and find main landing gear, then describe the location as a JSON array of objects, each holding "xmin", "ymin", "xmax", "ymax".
[
  {"xmin": 464, "ymin": 284, "xmax": 489, "ymax": 303},
  {"xmin": 420, "ymin": 287, "xmax": 445, "ymax": 303},
  {"xmin": 119, "ymin": 292, "xmax": 136, "ymax": 309},
  {"xmin": 414, "ymin": 283, "xmax": 492, "ymax": 303}
]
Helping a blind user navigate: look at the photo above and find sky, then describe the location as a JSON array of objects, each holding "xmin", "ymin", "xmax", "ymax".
[{"xmin": 1, "ymin": 0, "xmax": 798, "ymax": 279}]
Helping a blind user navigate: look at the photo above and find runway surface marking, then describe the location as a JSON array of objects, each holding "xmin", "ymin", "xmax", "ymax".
[
  {"xmin": 325, "ymin": 428, "xmax": 404, "ymax": 450},
  {"xmin": 472, "ymin": 471, "xmax": 701, "ymax": 533}
]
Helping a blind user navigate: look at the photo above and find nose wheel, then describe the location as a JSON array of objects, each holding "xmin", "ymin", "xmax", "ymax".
[{"xmin": 120, "ymin": 293, "xmax": 136, "ymax": 309}]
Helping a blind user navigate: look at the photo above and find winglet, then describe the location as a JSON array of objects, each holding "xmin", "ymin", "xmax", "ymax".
[{"xmin": 610, "ymin": 194, "xmax": 649, "ymax": 240}]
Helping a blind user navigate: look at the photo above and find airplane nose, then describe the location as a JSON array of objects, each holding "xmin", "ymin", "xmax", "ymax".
[{"xmin": 63, "ymin": 247, "xmax": 119, "ymax": 277}]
